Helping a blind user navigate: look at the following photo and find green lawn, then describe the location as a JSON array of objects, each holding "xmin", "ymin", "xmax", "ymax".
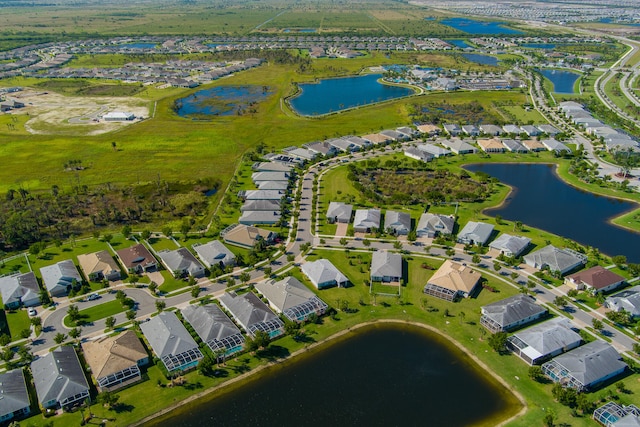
[
  {"xmin": 0, "ymin": 254, "xmax": 30, "ymax": 276},
  {"xmin": 147, "ymin": 237, "xmax": 180, "ymax": 252},
  {"xmin": 64, "ymin": 299, "xmax": 125, "ymax": 327},
  {"xmin": 158, "ymin": 270, "xmax": 189, "ymax": 293},
  {"xmin": 4, "ymin": 310, "xmax": 31, "ymax": 341}
]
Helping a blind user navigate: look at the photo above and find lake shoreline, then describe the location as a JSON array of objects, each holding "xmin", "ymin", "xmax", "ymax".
[{"xmin": 136, "ymin": 319, "xmax": 526, "ymax": 427}]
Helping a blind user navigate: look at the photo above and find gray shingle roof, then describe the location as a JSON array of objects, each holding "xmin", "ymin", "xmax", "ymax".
[
  {"xmin": 40, "ymin": 260, "xmax": 82, "ymax": 296},
  {"xmin": 384, "ymin": 210, "xmax": 411, "ymax": 234},
  {"xmin": 140, "ymin": 311, "xmax": 200, "ymax": 361},
  {"xmin": 457, "ymin": 221, "xmax": 494, "ymax": 245},
  {"xmin": 482, "ymin": 295, "xmax": 547, "ymax": 329},
  {"xmin": 605, "ymin": 285, "xmax": 640, "ymax": 317},
  {"xmin": 255, "ymin": 276, "xmax": 317, "ymax": 312},
  {"xmin": 192, "ymin": 240, "xmax": 236, "ymax": 268},
  {"xmin": 218, "ymin": 292, "xmax": 281, "ymax": 332},
  {"xmin": 416, "ymin": 213, "xmax": 455, "ymax": 236},
  {"xmin": 370, "ymin": 250, "xmax": 402, "ymax": 280},
  {"xmin": 0, "ymin": 369, "xmax": 30, "ymax": 418},
  {"xmin": 301, "ymin": 259, "xmax": 348, "ymax": 288},
  {"xmin": 241, "ymin": 199, "xmax": 281, "ymax": 211},
  {"xmin": 181, "ymin": 304, "xmax": 242, "ymax": 344},
  {"xmin": 0, "ymin": 271, "xmax": 40, "ymax": 307},
  {"xmin": 326, "ymin": 202, "xmax": 353, "ymax": 223},
  {"xmin": 158, "ymin": 247, "xmax": 205, "ymax": 277},
  {"xmin": 489, "ymin": 233, "xmax": 531, "ymax": 257},
  {"xmin": 31, "ymin": 346, "xmax": 89, "ymax": 407},
  {"xmin": 353, "ymin": 209, "xmax": 381, "ymax": 231},
  {"xmin": 509, "ymin": 318, "xmax": 581, "ymax": 360},
  {"xmin": 524, "ymin": 245, "xmax": 587, "ymax": 274}
]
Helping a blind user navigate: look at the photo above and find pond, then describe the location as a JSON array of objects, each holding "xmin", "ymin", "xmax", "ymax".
[
  {"xmin": 538, "ymin": 69, "xmax": 580, "ymax": 94},
  {"xmin": 463, "ymin": 54, "xmax": 499, "ymax": 67},
  {"xmin": 289, "ymin": 74, "xmax": 414, "ymax": 116},
  {"xmin": 174, "ymin": 85, "xmax": 272, "ymax": 118},
  {"xmin": 521, "ymin": 43, "xmax": 556, "ymax": 49},
  {"xmin": 441, "ymin": 18, "xmax": 523, "ymax": 35},
  {"xmin": 119, "ymin": 43, "xmax": 157, "ymax": 49},
  {"xmin": 464, "ymin": 163, "xmax": 640, "ymax": 262},
  {"xmin": 283, "ymin": 28, "xmax": 317, "ymax": 33},
  {"xmin": 448, "ymin": 39, "xmax": 472, "ymax": 49},
  {"xmin": 150, "ymin": 323, "xmax": 520, "ymax": 427}
]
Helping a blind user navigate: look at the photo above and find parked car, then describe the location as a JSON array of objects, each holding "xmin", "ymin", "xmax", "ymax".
[
  {"xmin": 27, "ymin": 308, "xmax": 37, "ymax": 316},
  {"xmin": 87, "ymin": 293, "xmax": 100, "ymax": 301}
]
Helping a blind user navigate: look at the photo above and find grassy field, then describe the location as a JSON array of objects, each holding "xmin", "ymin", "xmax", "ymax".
[
  {"xmin": 3, "ymin": 309, "xmax": 31, "ymax": 341},
  {"xmin": 63, "ymin": 299, "xmax": 125, "ymax": 327}
]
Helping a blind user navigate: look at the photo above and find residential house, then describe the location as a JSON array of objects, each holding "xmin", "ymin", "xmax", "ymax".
[
  {"xmin": 524, "ymin": 245, "xmax": 587, "ymax": 275},
  {"xmin": 443, "ymin": 124, "xmax": 461, "ymax": 136},
  {"xmin": 506, "ymin": 318, "xmax": 582, "ymax": 365},
  {"xmin": 301, "ymin": 259, "xmax": 349, "ymax": 289},
  {"xmin": 503, "ymin": 124, "xmax": 522, "ymax": 135},
  {"xmin": 353, "ymin": 209, "xmax": 381, "ymax": 233},
  {"xmin": 416, "ymin": 123, "xmax": 441, "ymax": 136},
  {"xmin": 251, "ymin": 171, "xmax": 290, "ymax": 183},
  {"xmin": 241, "ymin": 199, "xmax": 281, "ymax": 212},
  {"xmin": 605, "ymin": 285, "xmax": 640, "ymax": 318},
  {"xmin": 345, "ymin": 136, "xmax": 371, "ymax": 150},
  {"xmin": 477, "ymin": 138, "xmax": 505, "ymax": 153},
  {"xmin": 326, "ymin": 202, "xmax": 353, "ymax": 224},
  {"xmin": 542, "ymin": 138, "xmax": 572, "ymax": 154},
  {"xmin": 182, "ymin": 304, "xmax": 245, "ymax": 356},
  {"xmin": 502, "ymin": 139, "xmax": 528, "ymax": 153},
  {"xmin": 384, "ymin": 210, "xmax": 411, "ymax": 235},
  {"xmin": 593, "ymin": 402, "xmax": 640, "ymax": 427},
  {"xmin": 32, "ymin": 346, "xmax": 90, "ymax": 410},
  {"xmin": 252, "ymin": 162, "xmax": 293, "ymax": 173},
  {"xmin": 380, "ymin": 129, "xmax": 404, "ymax": 141},
  {"xmin": 221, "ymin": 224, "xmax": 275, "ymax": 249},
  {"xmin": 423, "ymin": 260, "xmax": 482, "ymax": 302},
  {"xmin": 396, "ymin": 126, "xmax": 418, "ymax": 139},
  {"xmin": 102, "ymin": 111, "xmax": 135, "ymax": 121},
  {"xmin": 404, "ymin": 147, "xmax": 434, "ymax": 162},
  {"xmin": 0, "ymin": 272, "xmax": 40, "ymax": 309},
  {"xmin": 537, "ymin": 124, "xmax": 560, "ymax": 136},
  {"xmin": 40, "ymin": 260, "xmax": 83, "ymax": 297},
  {"xmin": 480, "ymin": 294, "xmax": 547, "ymax": 333},
  {"xmin": 370, "ymin": 250, "xmax": 403, "ymax": 283},
  {"xmin": 327, "ymin": 138, "xmax": 358, "ymax": 153},
  {"xmin": 193, "ymin": 240, "xmax": 236, "ymax": 268},
  {"xmin": 520, "ymin": 125, "xmax": 541, "ymax": 137},
  {"xmin": 417, "ymin": 143, "xmax": 452, "ymax": 157},
  {"xmin": 219, "ymin": 292, "xmax": 284, "ymax": 338},
  {"xmin": 0, "ymin": 369, "xmax": 30, "ymax": 423},
  {"xmin": 522, "ymin": 139, "xmax": 547, "ymax": 152},
  {"xmin": 361, "ymin": 133, "xmax": 390, "ymax": 145},
  {"xmin": 440, "ymin": 138, "xmax": 477, "ymax": 154},
  {"xmin": 489, "ymin": 234, "xmax": 531, "ymax": 257},
  {"xmin": 140, "ymin": 311, "xmax": 203, "ymax": 373},
  {"xmin": 304, "ymin": 141, "xmax": 339, "ymax": 157},
  {"xmin": 283, "ymin": 147, "xmax": 318, "ymax": 161},
  {"xmin": 77, "ymin": 250, "xmax": 121, "ymax": 282},
  {"xmin": 239, "ymin": 210, "xmax": 281, "ymax": 225},
  {"xmin": 116, "ymin": 243, "xmax": 158, "ymax": 274},
  {"xmin": 416, "ymin": 213, "xmax": 455, "ymax": 238},
  {"xmin": 158, "ymin": 247, "xmax": 206, "ymax": 278},
  {"xmin": 238, "ymin": 190, "xmax": 285, "ymax": 201},
  {"xmin": 564, "ymin": 266, "xmax": 625, "ymax": 294},
  {"xmin": 82, "ymin": 330, "xmax": 148, "ymax": 391},
  {"xmin": 479, "ymin": 124, "xmax": 504, "ymax": 136},
  {"xmin": 457, "ymin": 221, "xmax": 494, "ymax": 246},
  {"xmin": 461, "ymin": 125, "xmax": 480, "ymax": 136},
  {"xmin": 255, "ymin": 277, "xmax": 328, "ymax": 322},
  {"xmin": 541, "ymin": 341, "xmax": 627, "ymax": 391}
]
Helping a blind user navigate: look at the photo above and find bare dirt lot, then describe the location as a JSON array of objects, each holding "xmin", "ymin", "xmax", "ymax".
[{"xmin": 9, "ymin": 89, "xmax": 149, "ymax": 136}]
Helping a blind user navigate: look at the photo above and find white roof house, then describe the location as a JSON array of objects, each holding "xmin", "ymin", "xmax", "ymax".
[
  {"xmin": 255, "ymin": 277, "xmax": 328, "ymax": 322},
  {"xmin": 301, "ymin": 259, "xmax": 348, "ymax": 289},
  {"xmin": 489, "ymin": 234, "xmax": 531, "ymax": 257},
  {"xmin": 40, "ymin": 260, "xmax": 82, "ymax": 297},
  {"xmin": 326, "ymin": 202, "xmax": 353, "ymax": 224},
  {"xmin": 440, "ymin": 138, "xmax": 476, "ymax": 154},
  {"xmin": 417, "ymin": 143, "xmax": 451, "ymax": 157},
  {"xmin": 506, "ymin": 318, "xmax": 582, "ymax": 365},
  {"xmin": 524, "ymin": 245, "xmax": 587, "ymax": 275},
  {"xmin": 542, "ymin": 139, "xmax": 572, "ymax": 154},
  {"xmin": 353, "ymin": 209, "xmax": 381, "ymax": 233},
  {"xmin": 416, "ymin": 213, "xmax": 455, "ymax": 238},
  {"xmin": 605, "ymin": 285, "xmax": 640, "ymax": 318},
  {"xmin": 32, "ymin": 346, "xmax": 90, "ymax": 410},
  {"xmin": 218, "ymin": 292, "xmax": 284, "ymax": 338},
  {"xmin": 384, "ymin": 210, "xmax": 411, "ymax": 235},
  {"xmin": 0, "ymin": 272, "xmax": 40, "ymax": 309},
  {"xmin": 158, "ymin": 247, "xmax": 206, "ymax": 278},
  {"xmin": 370, "ymin": 250, "xmax": 403, "ymax": 283},
  {"xmin": 457, "ymin": 221, "xmax": 494, "ymax": 246}
]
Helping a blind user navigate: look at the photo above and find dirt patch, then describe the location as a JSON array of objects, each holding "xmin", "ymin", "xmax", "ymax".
[{"xmin": 9, "ymin": 89, "xmax": 149, "ymax": 136}]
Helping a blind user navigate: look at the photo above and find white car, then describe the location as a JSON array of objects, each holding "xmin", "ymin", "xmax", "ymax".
[
  {"xmin": 27, "ymin": 308, "xmax": 37, "ymax": 316},
  {"xmin": 87, "ymin": 293, "xmax": 100, "ymax": 301}
]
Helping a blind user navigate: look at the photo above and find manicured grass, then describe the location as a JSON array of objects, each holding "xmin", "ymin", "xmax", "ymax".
[
  {"xmin": 147, "ymin": 237, "xmax": 180, "ymax": 252},
  {"xmin": 28, "ymin": 238, "xmax": 115, "ymax": 279},
  {"xmin": 0, "ymin": 254, "xmax": 30, "ymax": 276},
  {"xmin": 5, "ymin": 310, "xmax": 31, "ymax": 340},
  {"xmin": 158, "ymin": 270, "xmax": 189, "ymax": 293},
  {"xmin": 500, "ymin": 105, "xmax": 546, "ymax": 123},
  {"xmin": 64, "ymin": 299, "xmax": 126, "ymax": 327}
]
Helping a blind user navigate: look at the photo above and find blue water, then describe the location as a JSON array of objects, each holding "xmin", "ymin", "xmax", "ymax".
[
  {"xmin": 120, "ymin": 43, "xmax": 156, "ymax": 49},
  {"xmin": 449, "ymin": 39, "xmax": 471, "ymax": 49},
  {"xmin": 464, "ymin": 163, "xmax": 640, "ymax": 262},
  {"xmin": 539, "ymin": 69, "xmax": 580, "ymax": 94},
  {"xmin": 289, "ymin": 74, "xmax": 414, "ymax": 116},
  {"xmin": 521, "ymin": 43, "xmax": 556, "ymax": 49},
  {"xmin": 441, "ymin": 18, "xmax": 523, "ymax": 35},
  {"xmin": 284, "ymin": 28, "xmax": 316, "ymax": 33},
  {"xmin": 175, "ymin": 86, "xmax": 271, "ymax": 118},
  {"xmin": 463, "ymin": 53, "xmax": 499, "ymax": 66}
]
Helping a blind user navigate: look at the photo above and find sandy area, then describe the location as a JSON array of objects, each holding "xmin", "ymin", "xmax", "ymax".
[{"xmin": 8, "ymin": 89, "xmax": 149, "ymax": 136}]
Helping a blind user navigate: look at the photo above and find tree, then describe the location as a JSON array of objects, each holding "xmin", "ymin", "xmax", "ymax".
[
  {"xmin": 239, "ymin": 271, "xmax": 251, "ymax": 285},
  {"xmin": 528, "ymin": 366, "xmax": 545, "ymax": 382},
  {"xmin": 155, "ymin": 300, "xmax": 166, "ymax": 312},
  {"xmin": 162, "ymin": 227, "xmax": 172, "ymax": 238},
  {"xmin": 263, "ymin": 267, "xmax": 272, "ymax": 278},
  {"xmin": 141, "ymin": 229, "xmax": 152, "ymax": 240},
  {"xmin": 542, "ymin": 410, "xmax": 556, "ymax": 427},
  {"xmin": 19, "ymin": 328, "xmax": 31, "ymax": 339},
  {"xmin": 339, "ymin": 237, "xmax": 348, "ymax": 247},
  {"xmin": 0, "ymin": 334, "xmax": 10, "ymax": 346},
  {"xmin": 592, "ymin": 318, "xmax": 604, "ymax": 331},
  {"xmin": 105, "ymin": 316, "xmax": 116, "ymax": 330},
  {"xmin": 253, "ymin": 330, "xmax": 271, "ymax": 350},
  {"xmin": 393, "ymin": 241, "xmax": 403, "ymax": 250},
  {"xmin": 191, "ymin": 287, "xmax": 201, "ymax": 298},
  {"xmin": 493, "ymin": 261, "xmax": 501, "ymax": 272},
  {"xmin": 122, "ymin": 225, "xmax": 132, "ymax": 239},
  {"xmin": 126, "ymin": 310, "xmax": 136, "ymax": 321},
  {"xmin": 494, "ymin": 215, "xmax": 503, "ymax": 225},
  {"xmin": 362, "ymin": 239, "xmax": 371, "ymax": 248},
  {"xmin": 472, "ymin": 254, "xmax": 481, "ymax": 264},
  {"xmin": 445, "ymin": 248, "xmax": 455, "ymax": 257},
  {"xmin": 67, "ymin": 304, "xmax": 80, "ymax": 322},
  {"xmin": 97, "ymin": 390, "xmax": 120, "ymax": 409},
  {"xmin": 510, "ymin": 272, "xmax": 519, "ymax": 280},
  {"xmin": 612, "ymin": 255, "xmax": 627, "ymax": 267},
  {"xmin": 488, "ymin": 332, "xmax": 508, "ymax": 353},
  {"xmin": 53, "ymin": 333, "xmax": 67, "ymax": 344},
  {"xmin": 553, "ymin": 296, "xmax": 567, "ymax": 309},
  {"xmin": 226, "ymin": 277, "xmax": 236, "ymax": 287},
  {"xmin": 69, "ymin": 327, "xmax": 81, "ymax": 340},
  {"xmin": 148, "ymin": 281, "xmax": 158, "ymax": 294}
]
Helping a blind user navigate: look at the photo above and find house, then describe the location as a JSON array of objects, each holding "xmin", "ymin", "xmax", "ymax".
[
  {"xmin": 77, "ymin": 250, "xmax": 121, "ymax": 282},
  {"xmin": 416, "ymin": 123, "xmax": 441, "ymax": 136},
  {"xmin": 502, "ymin": 124, "xmax": 522, "ymax": 135},
  {"xmin": 239, "ymin": 190, "xmax": 285, "ymax": 201},
  {"xmin": 457, "ymin": 221, "xmax": 494, "ymax": 246},
  {"xmin": 479, "ymin": 124, "xmax": 504, "ymax": 136},
  {"xmin": 593, "ymin": 401, "xmax": 640, "ymax": 427},
  {"xmin": 370, "ymin": 250, "xmax": 403, "ymax": 283},
  {"xmin": 326, "ymin": 202, "xmax": 353, "ymax": 224},
  {"xmin": 241, "ymin": 199, "xmax": 281, "ymax": 212},
  {"xmin": 345, "ymin": 136, "xmax": 371, "ymax": 149},
  {"xmin": 140, "ymin": 311, "xmax": 203, "ymax": 373},
  {"xmin": 193, "ymin": 240, "xmax": 236, "ymax": 268},
  {"xmin": 328, "ymin": 137, "xmax": 358, "ymax": 152},
  {"xmin": 239, "ymin": 210, "xmax": 281, "ymax": 225},
  {"xmin": 489, "ymin": 234, "xmax": 531, "ymax": 257},
  {"xmin": 305, "ymin": 141, "xmax": 339, "ymax": 157},
  {"xmin": 443, "ymin": 124, "xmax": 461, "ymax": 136},
  {"xmin": 542, "ymin": 138, "xmax": 572, "ymax": 154},
  {"xmin": 537, "ymin": 124, "xmax": 560, "ymax": 136},
  {"xmin": 102, "ymin": 111, "xmax": 135, "ymax": 121},
  {"xmin": 255, "ymin": 276, "xmax": 328, "ymax": 322},
  {"xmin": 524, "ymin": 245, "xmax": 587, "ymax": 275},
  {"xmin": 353, "ymin": 209, "xmax": 381, "ymax": 233},
  {"xmin": 396, "ymin": 126, "xmax": 418, "ymax": 139},
  {"xmin": 423, "ymin": 260, "xmax": 482, "ymax": 301},
  {"xmin": 480, "ymin": 294, "xmax": 548, "ymax": 333},
  {"xmin": 605, "ymin": 285, "xmax": 640, "ymax": 318},
  {"xmin": 158, "ymin": 247, "xmax": 206, "ymax": 278},
  {"xmin": 416, "ymin": 213, "xmax": 455, "ymax": 238},
  {"xmin": 384, "ymin": 210, "xmax": 411, "ymax": 235},
  {"xmin": 82, "ymin": 330, "xmax": 148, "ymax": 391},
  {"xmin": 31, "ymin": 346, "xmax": 90, "ymax": 410},
  {"xmin": 522, "ymin": 139, "xmax": 547, "ymax": 152},
  {"xmin": 219, "ymin": 292, "xmax": 284, "ymax": 338},
  {"xmin": 461, "ymin": 125, "xmax": 480, "ymax": 136},
  {"xmin": 221, "ymin": 224, "xmax": 275, "ymax": 249},
  {"xmin": 477, "ymin": 138, "xmax": 505, "ymax": 153},
  {"xmin": 0, "ymin": 369, "xmax": 30, "ymax": 423},
  {"xmin": 181, "ymin": 304, "xmax": 245, "ymax": 356},
  {"xmin": 520, "ymin": 125, "xmax": 541, "ymax": 137},
  {"xmin": 380, "ymin": 129, "xmax": 404, "ymax": 141},
  {"xmin": 40, "ymin": 260, "xmax": 83, "ymax": 297},
  {"xmin": 283, "ymin": 147, "xmax": 318, "ymax": 161},
  {"xmin": 506, "ymin": 318, "xmax": 582, "ymax": 365},
  {"xmin": 440, "ymin": 138, "xmax": 477, "ymax": 154},
  {"xmin": 361, "ymin": 133, "xmax": 390, "ymax": 145},
  {"xmin": 301, "ymin": 259, "xmax": 349, "ymax": 289},
  {"xmin": 252, "ymin": 162, "xmax": 293, "ymax": 173},
  {"xmin": 404, "ymin": 147, "xmax": 434, "ymax": 162},
  {"xmin": 0, "ymin": 272, "xmax": 40, "ymax": 309},
  {"xmin": 565, "ymin": 266, "xmax": 625, "ymax": 294},
  {"xmin": 251, "ymin": 171, "xmax": 290, "ymax": 183},
  {"xmin": 417, "ymin": 143, "xmax": 451, "ymax": 157},
  {"xmin": 502, "ymin": 139, "xmax": 528, "ymax": 153},
  {"xmin": 116, "ymin": 243, "xmax": 157, "ymax": 274},
  {"xmin": 541, "ymin": 341, "xmax": 627, "ymax": 391}
]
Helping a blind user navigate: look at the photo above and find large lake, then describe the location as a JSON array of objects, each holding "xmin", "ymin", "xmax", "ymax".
[
  {"xmin": 539, "ymin": 69, "xmax": 580, "ymax": 94},
  {"xmin": 465, "ymin": 163, "xmax": 640, "ymax": 262},
  {"xmin": 441, "ymin": 18, "xmax": 523, "ymax": 35},
  {"xmin": 289, "ymin": 74, "xmax": 414, "ymax": 116},
  {"xmin": 463, "ymin": 53, "xmax": 499, "ymax": 66},
  {"xmin": 150, "ymin": 324, "xmax": 520, "ymax": 427}
]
